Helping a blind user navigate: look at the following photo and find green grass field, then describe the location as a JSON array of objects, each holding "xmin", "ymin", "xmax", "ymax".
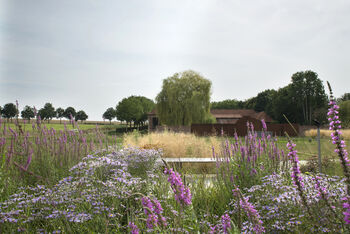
[
  {"xmin": 276, "ymin": 136, "xmax": 350, "ymax": 161},
  {"xmin": 1, "ymin": 121, "xmax": 119, "ymax": 132}
]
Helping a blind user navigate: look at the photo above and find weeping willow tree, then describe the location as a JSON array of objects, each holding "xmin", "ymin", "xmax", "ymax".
[{"xmin": 156, "ymin": 70, "xmax": 215, "ymax": 126}]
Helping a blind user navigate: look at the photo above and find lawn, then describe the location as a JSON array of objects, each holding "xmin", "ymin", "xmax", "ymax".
[{"xmin": 1, "ymin": 121, "xmax": 114, "ymax": 132}]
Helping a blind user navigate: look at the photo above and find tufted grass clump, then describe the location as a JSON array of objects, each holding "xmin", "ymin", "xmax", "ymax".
[
  {"xmin": 305, "ymin": 129, "xmax": 350, "ymax": 139},
  {"xmin": 123, "ymin": 131, "xmax": 223, "ymax": 158}
]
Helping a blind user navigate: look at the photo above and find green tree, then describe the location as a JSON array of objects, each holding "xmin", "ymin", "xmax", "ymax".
[
  {"xmin": 244, "ymin": 96, "xmax": 257, "ymax": 110},
  {"xmin": 103, "ymin": 108, "xmax": 116, "ymax": 124},
  {"xmin": 290, "ymin": 70, "xmax": 328, "ymax": 124},
  {"xmin": 254, "ymin": 89, "xmax": 277, "ymax": 113},
  {"xmin": 156, "ymin": 70, "xmax": 212, "ymax": 126},
  {"xmin": 38, "ymin": 103, "xmax": 56, "ymax": 123},
  {"xmin": 135, "ymin": 96, "xmax": 155, "ymax": 126},
  {"xmin": 75, "ymin": 110, "xmax": 88, "ymax": 123},
  {"xmin": 21, "ymin": 105, "xmax": 35, "ymax": 121},
  {"xmin": 63, "ymin": 107, "xmax": 76, "ymax": 120},
  {"xmin": 2, "ymin": 103, "xmax": 18, "ymax": 121},
  {"xmin": 56, "ymin": 107, "xmax": 65, "ymax": 124},
  {"xmin": 116, "ymin": 97, "xmax": 143, "ymax": 127},
  {"xmin": 211, "ymin": 99, "xmax": 244, "ymax": 109},
  {"xmin": 338, "ymin": 93, "xmax": 350, "ymax": 103},
  {"xmin": 339, "ymin": 100, "xmax": 350, "ymax": 127},
  {"xmin": 270, "ymin": 85, "xmax": 301, "ymax": 123}
]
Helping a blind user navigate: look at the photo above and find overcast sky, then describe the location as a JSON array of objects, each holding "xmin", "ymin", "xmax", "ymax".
[{"xmin": 1, "ymin": 0, "xmax": 350, "ymax": 120}]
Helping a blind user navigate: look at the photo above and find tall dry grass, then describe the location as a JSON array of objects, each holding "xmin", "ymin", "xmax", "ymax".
[
  {"xmin": 304, "ymin": 129, "xmax": 350, "ymax": 139},
  {"xmin": 123, "ymin": 131, "xmax": 222, "ymax": 158}
]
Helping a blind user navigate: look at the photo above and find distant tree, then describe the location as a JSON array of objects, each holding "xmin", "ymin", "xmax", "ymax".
[
  {"xmin": 211, "ymin": 99, "xmax": 244, "ymax": 109},
  {"xmin": 21, "ymin": 105, "xmax": 35, "ymax": 121},
  {"xmin": 116, "ymin": 97, "xmax": 143, "ymax": 127},
  {"xmin": 156, "ymin": 70, "xmax": 213, "ymax": 126},
  {"xmin": 312, "ymin": 107, "xmax": 328, "ymax": 125},
  {"xmin": 254, "ymin": 89, "xmax": 277, "ymax": 112},
  {"xmin": 2, "ymin": 103, "xmax": 18, "ymax": 121},
  {"xmin": 103, "ymin": 108, "xmax": 116, "ymax": 124},
  {"xmin": 338, "ymin": 93, "xmax": 350, "ymax": 103},
  {"xmin": 290, "ymin": 70, "xmax": 328, "ymax": 124},
  {"xmin": 135, "ymin": 96, "xmax": 155, "ymax": 126},
  {"xmin": 75, "ymin": 110, "xmax": 88, "ymax": 123},
  {"xmin": 38, "ymin": 103, "xmax": 56, "ymax": 123},
  {"xmin": 56, "ymin": 107, "xmax": 65, "ymax": 124},
  {"xmin": 339, "ymin": 100, "xmax": 350, "ymax": 127},
  {"xmin": 270, "ymin": 85, "xmax": 301, "ymax": 123},
  {"xmin": 63, "ymin": 107, "xmax": 76, "ymax": 120},
  {"xmin": 0, "ymin": 106, "xmax": 2, "ymax": 116},
  {"xmin": 244, "ymin": 97, "xmax": 257, "ymax": 110}
]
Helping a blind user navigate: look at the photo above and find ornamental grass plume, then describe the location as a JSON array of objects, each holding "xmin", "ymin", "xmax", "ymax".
[
  {"xmin": 164, "ymin": 168, "xmax": 192, "ymax": 207},
  {"xmin": 327, "ymin": 81, "xmax": 350, "ymax": 225}
]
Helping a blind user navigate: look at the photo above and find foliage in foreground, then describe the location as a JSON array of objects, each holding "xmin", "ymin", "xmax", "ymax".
[
  {"xmin": 0, "ymin": 144, "xmax": 349, "ymax": 233},
  {"xmin": 0, "ymin": 116, "xmax": 115, "ymax": 201},
  {"xmin": 1, "ymin": 83, "xmax": 350, "ymax": 233}
]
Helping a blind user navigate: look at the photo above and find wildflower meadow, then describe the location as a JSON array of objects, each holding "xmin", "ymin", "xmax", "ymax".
[{"xmin": 1, "ymin": 84, "xmax": 350, "ymax": 233}]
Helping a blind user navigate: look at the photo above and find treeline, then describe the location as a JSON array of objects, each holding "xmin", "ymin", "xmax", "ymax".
[
  {"xmin": 103, "ymin": 95, "xmax": 154, "ymax": 127},
  {"xmin": 0, "ymin": 102, "xmax": 88, "ymax": 123},
  {"xmin": 212, "ymin": 70, "xmax": 350, "ymax": 125}
]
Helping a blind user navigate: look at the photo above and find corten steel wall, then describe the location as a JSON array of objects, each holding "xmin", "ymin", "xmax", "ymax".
[
  {"xmin": 156, "ymin": 125, "xmax": 191, "ymax": 133},
  {"xmin": 265, "ymin": 123, "xmax": 299, "ymax": 137},
  {"xmin": 191, "ymin": 119, "xmax": 299, "ymax": 137}
]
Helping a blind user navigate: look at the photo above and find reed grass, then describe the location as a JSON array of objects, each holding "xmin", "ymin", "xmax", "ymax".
[
  {"xmin": 123, "ymin": 131, "xmax": 222, "ymax": 158},
  {"xmin": 304, "ymin": 129, "xmax": 350, "ymax": 139}
]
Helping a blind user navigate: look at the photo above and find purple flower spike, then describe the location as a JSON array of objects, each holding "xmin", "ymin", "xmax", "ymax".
[
  {"xmin": 287, "ymin": 141, "xmax": 304, "ymax": 188},
  {"xmin": 128, "ymin": 222, "xmax": 140, "ymax": 234},
  {"xmin": 164, "ymin": 168, "xmax": 192, "ymax": 206},
  {"xmin": 261, "ymin": 119, "xmax": 267, "ymax": 131},
  {"xmin": 327, "ymin": 82, "xmax": 350, "ymax": 225},
  {"xmin": 233, "ymin": 187, "xmax": 265, "ymax": 233},
  {"xmin": 343, "ymin": 197, "xmax": 350, "ymax": 224},
  {"xmin": 141, "ymin": 196, "xmax": 167, "ymax": 229},
  {"xmin": 221, "ymin": 214, "xmax": 231, "ymax": 233}
]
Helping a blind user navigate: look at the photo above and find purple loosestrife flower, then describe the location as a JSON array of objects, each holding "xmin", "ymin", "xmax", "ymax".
[
  {"xmin": 287, "ymin": 140, "xmax": 313, "ymax": 217},
  {"xmin": 327, "ymin": 81, "xmax": 350, "ymax": 225},
  {"xmin": 141, "ymin": 196, "xmax": 167, "ymax": 229},
  {"xmin": 327, "ymin": 83, "xmax": 350, "ymax": 185},
  {"xmin": 164, "ymin": 168, "xmax": 192, "ymax": 206},
  {"xmin": 233, "ymin": 188, "xmax": 265, "ymax": 233},
  {"xmin": 129, "ymin": 222, "xmax": 140, "ymax": 234},
  {"xmin": 261, "ymin": 119, "xmax": 267, "ymax": 131},
  {"xmin": 221, "ymin": 214, "xmax": 231, "ymax": 233},
  {"xmin": 343, "ymin": 198, "xmax": 350, "ymax": 224},
  {"xmin": 287, "ymin": 141, "xmax": 304, "ymax": 188}
]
